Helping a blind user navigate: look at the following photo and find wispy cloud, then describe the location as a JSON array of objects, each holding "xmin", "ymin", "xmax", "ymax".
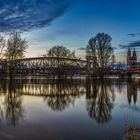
[
  {"xmin": 119, "ymin": 40, "xmax": 140, "ymax": 49},
  {"xmin": 127, "ymin": 33, "xmax": 140, "ymax": 37},
  {"xmin": 0, "ymin": 0, "xmax": 73, "ymax": 32},
  {"xmin": 127, "ymin": 33, "xmax": 135, "ymax": 37},
  {"xmin": 77, "ymin": 47, "xmax": 86, "ymax": 51}
]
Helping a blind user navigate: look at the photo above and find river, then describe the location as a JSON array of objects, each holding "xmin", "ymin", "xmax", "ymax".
[{"xmin": 0, "ymin": 78, "xmax": 139, "ymax": 140}]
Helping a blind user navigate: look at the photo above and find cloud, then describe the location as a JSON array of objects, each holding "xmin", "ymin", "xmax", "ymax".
[
  {"xmin": 119, "ymin": 40, "xmax": 140, "ymax": 49},
  {"xmin": 113, "ymin": 47, "xmax": 118, "ymax": 50},
  {"xmin": 127, "ymin": 33, "xmax": 140, "ymax": 37},
  {"xmin": 0, "ymin": 0, "xmax": 73, "ymax": 32},
  {"xmin": 77, "ymin": 47, "xmax": 86, "ymax": 50},
  {"xmin": 127, "ymin": 33, "xmax": 135, "ymax": 37}
]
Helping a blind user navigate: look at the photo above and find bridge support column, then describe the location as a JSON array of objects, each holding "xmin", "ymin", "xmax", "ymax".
[
  {"xmin": 127, "ymin": 72, "xmax": 132, "ymax": 80},
  {"xmin": 86, "ymin": 56, "xmax": 91, "ymax": 78}
]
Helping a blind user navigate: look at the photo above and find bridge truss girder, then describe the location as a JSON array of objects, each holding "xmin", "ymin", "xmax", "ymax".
[{"xmin": 14, "ymin": 57, "xmax": 87, "ymax": 76}]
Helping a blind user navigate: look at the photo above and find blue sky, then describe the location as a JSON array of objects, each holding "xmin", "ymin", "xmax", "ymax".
[{"xmin": 1, "ymin": 0, "xmax": 140, "ymax": 62}]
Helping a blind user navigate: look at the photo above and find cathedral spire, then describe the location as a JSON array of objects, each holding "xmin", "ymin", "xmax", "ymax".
[
  {"xmin": 133, "ymin": 48, "xmax": 136, "ymax": 57},
  {"xmin": 127, "ymin": 48, "xmax": 131, "ymax": 56}
]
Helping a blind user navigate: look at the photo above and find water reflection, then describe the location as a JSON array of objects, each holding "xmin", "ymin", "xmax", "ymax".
[
  {"xmin": 43, "ymin": 80, "xmax": 86, "ymax": 111},
  {"xmin": 127, "ymin": 80, "xmax": 137, "ymax": 105},
  {"xmin": 4, "ymin": 80, "xmax": 24, "ymax": 126},
  {"xmin": 86, "ymin": 79, "xmax": 115, "ymax": 124},
  {"xmin": 0, "ymin": 78, "xmax": 139, "ymax": 128}
]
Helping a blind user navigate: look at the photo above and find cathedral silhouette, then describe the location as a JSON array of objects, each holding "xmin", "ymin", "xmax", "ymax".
[{"xmin": 127, "ymin": 48, "xmax": 139, "ymax": 68}]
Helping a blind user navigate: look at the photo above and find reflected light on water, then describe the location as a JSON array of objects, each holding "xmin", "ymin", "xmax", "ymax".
[{"xmin": 0, "ymin": 78, "xmax": 139, "ymax": 140}]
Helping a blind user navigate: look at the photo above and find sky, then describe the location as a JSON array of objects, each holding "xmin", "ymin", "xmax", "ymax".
[{"xmin": 0, "ymin": 0, "xmax": 140, "ymax": 62}]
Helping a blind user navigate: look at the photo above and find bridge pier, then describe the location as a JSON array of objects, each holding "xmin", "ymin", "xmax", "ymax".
[
  {"xmin": 118, "ymin": 72, "xmax": 125, "ymax": 79},
  {"xmin": 86, "ymin": 55, "xmax": 92, "ymax": 78},
  {"xmin": 127, "ymin": 72, "xmax": 132, "ymax": 80}
]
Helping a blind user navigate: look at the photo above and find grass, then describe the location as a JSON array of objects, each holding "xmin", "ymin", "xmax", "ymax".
[{"xmin": 124, "ymin": 125, "xmax": 140, "ymax": 140}]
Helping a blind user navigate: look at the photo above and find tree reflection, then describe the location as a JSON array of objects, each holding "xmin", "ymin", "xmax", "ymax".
[
  {"xmin": 4, "ymin": 80, "xmax": 24, "ymax": 126},
  {"xmin": 86, "ymin": 79, "xmax": 115, "ymax": 124},
  {"xmin": 127, "ymin": 80, "xmax": 137, "ymax": 105},
  {"xmin": 46, "ymin": 95, "xmax": 74, "ymax": 111},
  {"xmin": 44, "ymin": 80, "xmax": 85, "ymax": 111}
]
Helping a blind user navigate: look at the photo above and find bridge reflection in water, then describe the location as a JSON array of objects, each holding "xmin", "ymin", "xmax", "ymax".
[{"xmin": 0, "ymin": 78, "xmax": 138, "ymax": 126}]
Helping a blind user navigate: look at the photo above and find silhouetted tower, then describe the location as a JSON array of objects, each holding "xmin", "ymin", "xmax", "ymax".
[
  {"xmin": 127, "ymin": 48, "xmax": 137, "ymax": 67},
  {"xmin": 133, "ymin": 48, "xmax": 137, "ymax": 64},
  {"xmin": 128, "ymin": 48, "xmax": 131, "ymax": 56},
  {"xmin": 127, "ymin": 48, "xmax": 131, "ymax": 67}
]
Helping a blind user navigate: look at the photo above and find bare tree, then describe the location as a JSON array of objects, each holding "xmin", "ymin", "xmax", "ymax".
[
  {"xmin": 86, "ymin": 33, "xmax": 114, "ymax": 77},
  {"xmin": 47, "ymin": 45, "xmax": 77, "ymax": 78},
  {"xmin": 47, "ymin": 45, "xmax": 76, "ymax": 58},
  {"xmin": 0, "ymin": 35, "xmax": 6, "ymax": 59},
  {"xmin": 4, "ymin": 32, "xmax": 28, "ymax": 79}
]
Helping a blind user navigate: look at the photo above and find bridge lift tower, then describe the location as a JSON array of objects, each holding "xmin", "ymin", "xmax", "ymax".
[{"xmin": 86, "ymin": 55, "xmax": 97, "ymax": 78}]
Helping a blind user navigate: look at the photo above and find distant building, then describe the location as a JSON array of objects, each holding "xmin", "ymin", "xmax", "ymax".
[
  {"xmin": 113, "ymin": 63, "xmax": 127, "ymax": 70},
  {"xmin": 127, "ymin": 48, "xmax": 140, "ymax": 69}
]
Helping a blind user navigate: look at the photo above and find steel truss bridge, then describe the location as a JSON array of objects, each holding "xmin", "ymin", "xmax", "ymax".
[
  {"xmin": 0, "ymin": 56, "xmax": 140, "ymax": 76},
  {"xmin": 1, "ymin": 57, "xmax": 87, "ymax": 76}
]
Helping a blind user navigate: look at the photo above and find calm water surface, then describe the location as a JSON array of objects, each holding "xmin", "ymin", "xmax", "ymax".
[{"xmin": 0, "ymin": 78, "xmax": 139, "ymax": 140}]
